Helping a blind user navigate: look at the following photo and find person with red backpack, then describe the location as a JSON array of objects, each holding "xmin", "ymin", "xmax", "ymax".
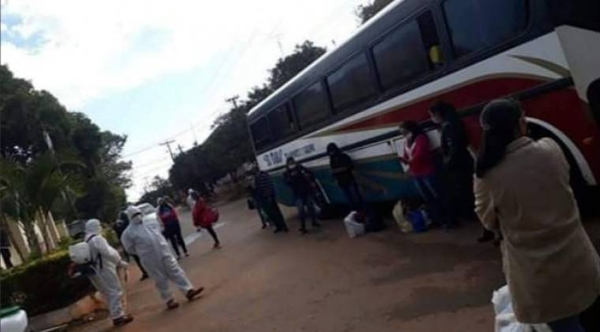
[{"xmin": 191, "ymin": 191, "xmax": 221, "ymax": 249}]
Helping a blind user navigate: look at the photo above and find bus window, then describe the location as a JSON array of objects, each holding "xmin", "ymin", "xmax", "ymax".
[
  {"xmin": 250, "ymin": 117, "xmax": 272, "ymax": 151},
  {"xmin": 371, "ymin": 18, "xmax": 430, "ymax": 91},
  {"xmin": 326, "ymin": 53, "xmax": 377, "ymax": 112},
  {"xmin": 293, "ymin": 81, "xmax": 331, "ymax": 130},
  {"xmin": 268, "ymin": 104, "xmax": 296, "ymax": 142},
  {"xmin": 443, "ymin": 0, "xmax": 528, "ymax": 58}
]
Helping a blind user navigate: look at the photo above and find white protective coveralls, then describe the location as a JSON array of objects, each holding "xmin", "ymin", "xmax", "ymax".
[
  {"xmin": 84, "ymin": 219, "xmax": 128, "ymax": 319},
  {"xmin": 121, "ymin": 206, "xmax": 194, "ymax": 302}
]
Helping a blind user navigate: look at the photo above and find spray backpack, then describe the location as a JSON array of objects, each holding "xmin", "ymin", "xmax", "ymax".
[{"xmin": 68, "ymin": 235, "xmax": 102, "ymax": 278}]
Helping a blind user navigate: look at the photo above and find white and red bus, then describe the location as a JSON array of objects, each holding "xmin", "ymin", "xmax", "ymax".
[{"xmin": 247, "ymin": 0, "xmax": 600, "ymax": 208}]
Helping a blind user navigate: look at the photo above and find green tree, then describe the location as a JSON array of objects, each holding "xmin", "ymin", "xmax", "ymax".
[
  {"xmin": 268, "ymin": 41, "xmax": 326, "ymax": 90},
  {"xmin": 356, "ymin": 0, "xmax": 394, "ymax": 24},
  {"xmin": 1, "ymin": 65, "xmax": 132, "ymax": 248},
  {"xmin": 0, "ymin": 153, "xmax": 83, "ymax": 256},
  {"xmin": 139, "ymin": 176, "xmax": 178, "ymax": 205}
]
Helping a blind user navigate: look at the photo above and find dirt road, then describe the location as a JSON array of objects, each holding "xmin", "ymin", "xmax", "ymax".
[{"xmin": 73, "ymin": 199, "xmax": 600, "ymax": 332}]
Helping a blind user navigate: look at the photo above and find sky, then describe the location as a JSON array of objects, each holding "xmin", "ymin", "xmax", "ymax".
[{"xmin": 0, "ymin": 0, "xmax": 368, "ymax": 201}]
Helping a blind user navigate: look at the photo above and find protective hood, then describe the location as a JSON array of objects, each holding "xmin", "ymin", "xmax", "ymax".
[
  {"xmin": 85, "ymin": 219, "xmax": 102, "ymax": 237},
  {"xmin": 126, "ymin": 206, "xmax": 143, "ymax": 224}
]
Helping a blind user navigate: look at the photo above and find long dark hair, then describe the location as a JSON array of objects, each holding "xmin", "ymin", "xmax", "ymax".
[
  {"xmin": 475, "ymin": 99, "xmax": 523, "ymax": 178},
  {"xmin": 430, "ymin": 101, "xmax": 461, "ymax": 126},
  {"xmin": 431, "ymin": 100, "xmax": 469, "ymax": 150},
  {"xmin": 399, "ymin": 121, "xmax": 423, "ymax": 146}
]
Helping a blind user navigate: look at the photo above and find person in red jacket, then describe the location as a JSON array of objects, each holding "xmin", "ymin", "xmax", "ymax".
[
  {"xmin": 191, "ymin": 191, "xmax": 221, "ymax": 249},
  {"xmin": 399, "ymin": 121, "xmax": 450, "ymax": 227}
]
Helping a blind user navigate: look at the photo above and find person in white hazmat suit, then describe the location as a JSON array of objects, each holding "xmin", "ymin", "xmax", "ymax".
[
  {"xmin": 121, "ymin": 206, "xmax": 204, "ymax": 309},
  {"xmin": 83, "ymin": 219, "xmax": 134, "ymax": 327}
]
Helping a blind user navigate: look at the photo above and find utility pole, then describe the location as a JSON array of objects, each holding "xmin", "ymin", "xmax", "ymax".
[
  {"xmin": 190, "ymin": 124, "xmax": 198, "ymax": 146},
  {"xmin": 160, "ymin": 140, "xmax": 176, "ymax": 161},
  {"xmin": 225, "ymin": 95, "xmax": 239, "ymax": 109},
  {"xmin": 178, "ymin": 144, "xmax": 184, "ymax": 155}
]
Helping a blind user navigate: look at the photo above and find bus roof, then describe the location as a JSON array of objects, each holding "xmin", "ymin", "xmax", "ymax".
[{"xmin": 247, "ymin": 0, "xmax": 416, "ymax": 122}]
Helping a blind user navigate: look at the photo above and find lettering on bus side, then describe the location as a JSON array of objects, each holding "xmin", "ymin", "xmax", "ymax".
[{"xmin": 263, "ymin": 143, "xmax": 317, "ymax": 168}]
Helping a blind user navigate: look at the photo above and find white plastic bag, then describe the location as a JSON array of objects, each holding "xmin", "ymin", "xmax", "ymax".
[
  {"xmin": 492, "ymin": 285, "xmax": 551, "ymax": 332},
  {"xmin": 343, "ymin": 211, "xmax": 365, "ymax": 238},
  {"xmin": 392, "ymin": 201, "xmax": 413, "ymax": 233}
]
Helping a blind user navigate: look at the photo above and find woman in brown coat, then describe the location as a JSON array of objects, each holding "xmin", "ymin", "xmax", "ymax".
[{"xmin": 474, "ymin": 99, "xmax": 600, "ymax": 331}]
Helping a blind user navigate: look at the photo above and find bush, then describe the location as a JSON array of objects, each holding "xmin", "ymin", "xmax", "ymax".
[{"xmin": 0, "ymin": 250, "xmax": 94, "ymax": 316}]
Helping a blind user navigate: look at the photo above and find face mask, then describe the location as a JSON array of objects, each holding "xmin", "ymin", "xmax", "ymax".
[{"xmin": 132, "ymin": 214, "xmax": 144, "ymax": 224}]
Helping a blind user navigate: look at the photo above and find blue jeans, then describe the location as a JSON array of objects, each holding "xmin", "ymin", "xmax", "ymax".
[
  {"xmin": 340, "ymin": 182, "xmax": 365, "ymax": 212},
  {"xmin": 296, "ymin": 196, "xmax": 317, "ymax": 230},
  {"xmin": 548, "ymin": 316, "xmax": 585, "ymax": 332},
  {"xmin": 413, "ymin": 174, "xmax": 449, "ymax": 226}
]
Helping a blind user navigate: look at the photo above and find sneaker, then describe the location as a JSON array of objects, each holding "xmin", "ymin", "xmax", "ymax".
[
  {"xmin": 299, "ymin": 228, "xmax": 308, "ymax": 235},
  {"xmin": 166, "ymin": 300, "xmax": 179, "ymax": 310},
  {"xmin": 312, "ymin": 222, "xmax": 321, "ymax": 228},
  {"xmin": 213, "ymin": 243, "xmax": 222, "ymax": 250},
  {"xmin": 113, "ymin": 314, "xmax": 134, "ymax": 327},
  {"xmin": 186, "ymin": 287, "xmax": 205, "ymax": 301},
  {"xmin": 262, "ymin": 224, "xmax": 267, "ymax": 229},
  {"xmin": 185, "ymin": 252, "xmax": 190, "ymax": 257}
]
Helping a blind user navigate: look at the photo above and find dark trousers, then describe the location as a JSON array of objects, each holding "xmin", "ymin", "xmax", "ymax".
[
  {"xmin": 203, "ymin": 225, "xmax": 220, "ymax": 245},
  {"xmin": 1, "ymin": 248, "xmax": 13, "ymax": 269},
  {"xmin": 413, "ymin": 174, "xmax": 451, "ymax": 226},
  {"xmin": 164, "ymin": 222, "xmax": 188, "ymax": 257},
  {"xmin": 295, "ymin": 195, "xmax": 317, "ymax": 231},
  {"xmin": 131, "ymin": 254, "xmax": 148, "ymax": 277},
  {"xmin": 547, "ymin": 296, "xmax": 600, "ymax": 332},
  {"xmin": 340, "ymin": 182, "xmax": 365, "ymax": 211},
  {"xmin": 262, "ymin": 198, "xmax": 288, "ymax": 231}
]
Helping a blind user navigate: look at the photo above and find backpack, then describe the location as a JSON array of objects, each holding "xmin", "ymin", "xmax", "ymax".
[{"xmin": 68, "ymin": 235, "xmax": 103, "ymax": 278}]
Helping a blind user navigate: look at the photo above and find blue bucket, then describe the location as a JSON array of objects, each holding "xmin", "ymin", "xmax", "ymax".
[{"xmin": 408, "ymin": 210, "xmax": 427, "ymax": 233}]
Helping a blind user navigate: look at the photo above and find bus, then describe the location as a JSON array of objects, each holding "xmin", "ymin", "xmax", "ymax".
[{"xmin": 247, "ymin": 0, "xmax": 600, "ymax": 209}]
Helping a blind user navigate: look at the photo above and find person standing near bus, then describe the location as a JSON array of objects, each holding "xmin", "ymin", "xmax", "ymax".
[
  {"xmin": 252, "ymin": 166, "xmax": 289, "ymax": 233},
  {"xmin": 327, "ymin": 143, "xmax": 364, "ymax": 212},
  {"xmin": 157, "ymin": 198, "xmax": 189, "ymax": 259},
  {"xmin": 398, "ymin": 121, "xmax": 450, "ymax": 227},
  {"xmin": 474, "ymin": 99, "xmax": 600, "ymax": 332},
  {"xmin": 284, "ymin": 157, "xmax": 321, "ymax": 234},
  {"xmin": 429, "ymin": 101, "xmax": 493, "ymax": 240}
]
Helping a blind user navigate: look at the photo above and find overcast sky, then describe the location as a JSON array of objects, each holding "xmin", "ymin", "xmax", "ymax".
[{"xmin": 0, "ymin": 0, "xmax": 369, "ymax": 201}]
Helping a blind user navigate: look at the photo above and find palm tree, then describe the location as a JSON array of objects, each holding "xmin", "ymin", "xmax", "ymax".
[{"xmin": 0, "ymin": 153, "xmax": 83, "ymax": 257}]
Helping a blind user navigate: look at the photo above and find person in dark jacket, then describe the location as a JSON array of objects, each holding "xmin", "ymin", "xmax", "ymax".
[
  {"xmin": 114, "ymin": 212, "xmax": 148, "ymax": 280},
  {"xmin": 253, "ymin": 167, "xmax": 288, "ymax": 233},
  {"xmin": 430, "ymin": 101, "xmax": 494, "ymax": 240},
  {"xmin": 283, "ymin": 157, "xmax": 321, "ymax": 234},
  {"xmin": 327, "ymin": 143, "xmax": 364, "ymax": 211},
  {"xmin": 157, "ymin": 198, "xmax": 188, "ymax": 259}
]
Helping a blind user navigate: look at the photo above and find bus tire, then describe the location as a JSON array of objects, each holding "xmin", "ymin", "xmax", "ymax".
[{"xmin": 527, "ymin": 123, "xmax": 596, "ymax": 217}]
